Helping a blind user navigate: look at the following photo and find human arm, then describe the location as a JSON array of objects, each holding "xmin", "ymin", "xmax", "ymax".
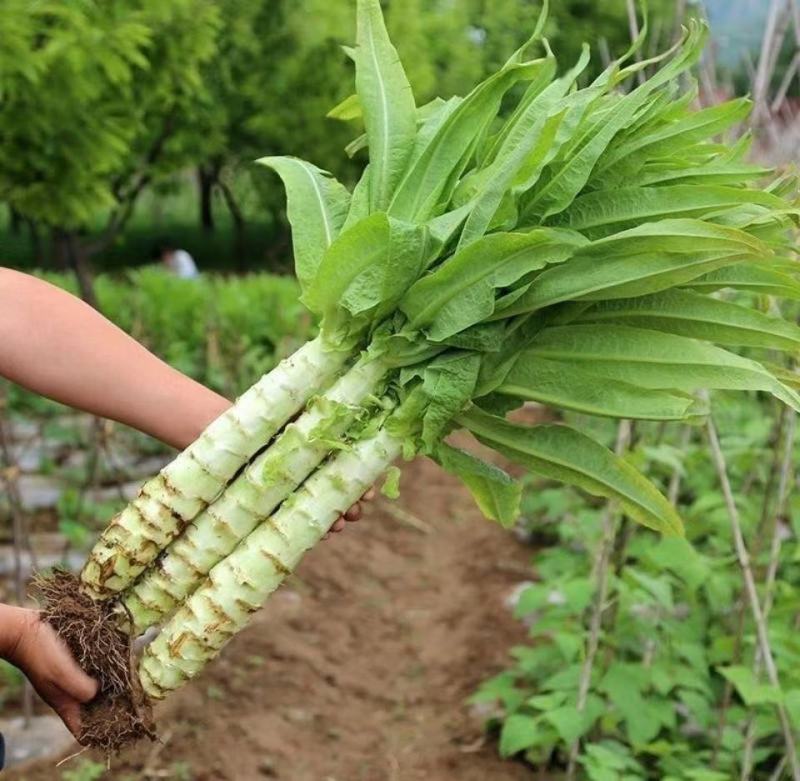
[
  {"xmin": 0, "ymin": 267, "xmax": 229, "ymax": 450},
  {"xmin": 0, "ymin": 268, "xmax": 366, "ymax": 528}
]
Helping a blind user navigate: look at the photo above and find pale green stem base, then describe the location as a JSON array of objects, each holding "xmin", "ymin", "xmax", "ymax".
[
  {"xmin": 138, "ymin": 428, "xmax": 401, "ymax": 699},
  {"xmin": 123, "ymin": 357, "xmax": 387, "ymax": 632},
  {"xmin": 80, "ymin": 337, "xmax": 347, "ymax": 599}
]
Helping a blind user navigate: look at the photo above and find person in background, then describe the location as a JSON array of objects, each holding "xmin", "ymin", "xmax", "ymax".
[
  {"xmin": 0, "ymin": 268, "xmax": 369, "ymax": 752},
  {"xmin": 156, "ymin": 240, "xmax": 200, "ymax": 279}
]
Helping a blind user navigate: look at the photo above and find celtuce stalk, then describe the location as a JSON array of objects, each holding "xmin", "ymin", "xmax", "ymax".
[
  {"xmin": 122, "ymin": 356, "xmax": 388, "ymax": 631},
  {"xmin": 138, "ymin": 426, "xmax": 401, "ymax": 698},
  {"xmin": 80, "ymin": 336, "xmax": 348, "ymax": 599},
  {"xmin": 52, "ymin": 0, "xmax": 800, "ymax": 749}
]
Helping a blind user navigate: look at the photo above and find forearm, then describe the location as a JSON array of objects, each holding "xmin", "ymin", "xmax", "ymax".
[{"xmin": 0, "ymin": 269, "xmax": 231, "ymax": 449}]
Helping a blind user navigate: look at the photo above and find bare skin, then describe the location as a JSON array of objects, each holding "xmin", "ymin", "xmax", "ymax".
[
  {"xmin": 0, "ymin": 267, "xmax": 368, "ymax": 736},
  {"xmin": 0, "ymin": 605, "xmax": 97, "ymax": 737}
]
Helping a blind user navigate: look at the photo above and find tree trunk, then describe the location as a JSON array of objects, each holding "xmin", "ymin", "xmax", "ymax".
[
  {"xmin": 220, "ymin": 180, "xmax": 247, "ymax": 272},
  {"xmin": 53, "ymin": 228, "xmax": 99, "ymax": 309},
  {"xmin": 8, "ymin": 206, "xmax": 23, "ymax": 235},
  {"xmin": 197, "ymin": 166, "xmax": 216, "ymax": 232},
  {"xmin": 27, "ymin": 219, "xmax": 45, "ymax": 266}
]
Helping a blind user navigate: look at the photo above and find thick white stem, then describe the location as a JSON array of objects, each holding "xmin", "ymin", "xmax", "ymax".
[
  {"xmin": 80, "ymin": 337, "xmax": 348, "ymax": 599},
  {"xmin": 138, "ymin": 427, "xmax": 401, "ymax": 699},
  {"xmin": 123, "ymin": 357, "xmax": 387, "ymax": 632}
]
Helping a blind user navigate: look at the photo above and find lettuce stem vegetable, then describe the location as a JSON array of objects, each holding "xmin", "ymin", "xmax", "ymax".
[
  {"xmin": 49, "ymin": 0, "xmax": 800, "ymax": 748},
  {"xmin": 80, "ymin": 336, "xmax": 347, "ymax": 599}
]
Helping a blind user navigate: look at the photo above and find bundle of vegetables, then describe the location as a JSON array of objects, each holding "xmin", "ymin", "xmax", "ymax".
[{"xmin": 44, "ymin": 0, "xmax": 800, "ymax": 751}]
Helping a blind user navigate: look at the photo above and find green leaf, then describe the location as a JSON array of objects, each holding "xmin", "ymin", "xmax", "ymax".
[
  {"xmin": 401, "ymin": 229, "xmax": 586, "ymax": 340},
  {"xmin": 496, "ymin": 219, "xmax": 769, "ymax": 317},
  {"xmin": 554, "ymin": 185, "xmax": 786, "ymax": 237},
  {"xmin": 574, "ymin": 289, "xmax": 800, "ymax": 351},
  {"xmin": 458, "ymin": 407, "xmax": 684, "ymax": 535},
  {"xmin": 686, "ymin": 264, "xmax": 800, "ymax": 301},
  {"xmin": 303, "ymin": 213, "xmax": 390, "ymax": 320},
  {"xmin": 420, "ymin": 352, "xmax": 481, "ymax": 450},
  {"xmin": 497, "ymin": 353, "xmax": 708, "ymax": 421},
  {"xmin": 355, "ymin": 0, "xmax": 416, "ymax": 211},
  {"xmin": 544, "ymin": 704, "xmax": 595, "ymax": 744},
  {"xmin": 643, "ymin": 537, "xmax": 711, "ymax": 591},
  {"xmin": 526, "ymin": 25, "xmax": 706, "ymax": 220},
  {"xmin": 257, "ymin": 156, "xmax": 351, "ymax": 292},
  {"xmin": 435, "ymin": 442, "xmax": 522, "ymax": 526},
  {"xmin": 717, "ymin": 666, "xmax": 784, "ymax": 706},
  {"xmin": 599, "ymin": 98, "xmax": 752, "ymax": 173},
  {"xmin": 526, "ymin": 324, "xmax": 800, "ymax": 410},
  {"xmin": 389, "ymin": 57, "xmax": 541, "ymax": 222},
  {"xmin": 460, "ymin": 102, "xmax": 571, "ymax": 247},
  {"xmin": 637, "ymin": 160, "xmax": 772, "ymax": 188},
  {"xmin": 327, "ymin": 93, "xmax": 362, "ymax": 122},
  {"xmin": 480, "ymin": 51, "xmax": 559, "ymax": 166},
  {"xmin": 381, "ymin": 465, "xmax": 401, "ymax": 499},
  {"xmin": 499, "ymin": 714, "xmax": 541, "ymax": 757},
  {"xmin": 340, "ymin": 218, "xmax": 429, "ymax": 318}
]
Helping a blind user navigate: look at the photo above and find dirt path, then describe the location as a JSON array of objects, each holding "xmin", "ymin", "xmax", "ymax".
[{"xmin": 12, "ymin": 456, "xmax": 535, "ymax": 781}]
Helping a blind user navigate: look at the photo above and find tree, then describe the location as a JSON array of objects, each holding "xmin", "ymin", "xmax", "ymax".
[{"xmin": 0, "ymin": 0, "xmax": 219, "ymax": 300}]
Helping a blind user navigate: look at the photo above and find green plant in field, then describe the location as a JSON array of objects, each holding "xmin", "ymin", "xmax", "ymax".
[
  {"xmin": 0, "ymin": 660, "xmax": 25, "ymax": 709},
  {"xmin": 61, "ymin": 759, "xmax": 106, "ymax": 781},
  {"xmin": 41, "ymin": 0, "xmax": 800, "ymax": 745},
  {"xmin": 477, "ymin": 396, "xmax": 800, "ymax": 779}
]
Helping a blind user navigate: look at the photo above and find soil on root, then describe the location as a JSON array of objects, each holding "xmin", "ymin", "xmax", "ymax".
[
  {"xmin": 35, "ymin": 570, "xmax": 155, "ymax": 752},
  {"xmin": 13, "ymin": 451, "xmax": 536, "ymax": 781}
]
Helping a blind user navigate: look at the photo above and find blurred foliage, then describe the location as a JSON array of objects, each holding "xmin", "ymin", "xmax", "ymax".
[
  {"xmin": 0, "ymin": 0, "xmax": 678, "ymax": 271},
  {"xmin": 476, "ymin": 395, "xmax": 800, "ymax": 779},
  {"xmin": 0, "ymin": 0, "xmax": 220, "ymax": 227}
]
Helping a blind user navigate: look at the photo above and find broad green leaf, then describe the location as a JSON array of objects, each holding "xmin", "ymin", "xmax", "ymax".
[
  {"xmin": 717, "ymin": 666, "xmax": 784, "ymax": 706},
  {"xmin": 420, "ymin": 351, "xmax": 481, "ymax": 450},
  {"xmin": 303, "ymin": 213, "xmax": 390, "ymax": 319},
  {"xmin": 496, "ymin": 220, "xmax": 769, "ymax": 316},
  {"xmin": 389, "ymin": 58, "xmax": 541, "ymax": 222},
  {"xmin": 498, "ymin": 353, "xmax": 708, "ymax": 421},
  {"xmin": 544, "ymin": 704, "xmax": 596, "ymax": 745},
  {"xmin": 355, "ymin": 0, "xmax": 416, "ymax": 211},
  {"xmin": 327, "ymin": 93, "xmax": 362, "ymax": 122},
  {"xmin": 340, "ymin": 218, "xmax": 429, "ymax": 318},
  {"xmin": 459, "ymin": 407, "xmax": 684, "ymax": 535},
  {"xmin": 257, "ymin": 156, "xmax": 350, "ymax": 292},
  {"xmin": 499, "ymin": 714, "xmax": 541, "ymax": 757},
  {"xmin": 637, "ymin": 161, "xmax": 772, "ymax": 188},
  {"xmin": 575, "ymin": 289, "xmax": 800, "ymax": 351},
  {"xmin": 435, "ymin": 442, "xmax": 522, "ymax": 526},
  {"xmin": 686, "ymin": 264, "xmax": 800, "ymax": 300},
  {"xmin": 526, "ymin": 324, "xmax": 800, "ymax": 410},
  {"xmin": 401, "ymin": 229, "xmax": 586, "ymax": 340},
  {"xmin": 584, "ymin": 218, "xmax": 768, "ymax": 258},
  {"xmin": 554, "ymin": 185, "xmax": 785, "ymax": 236},
  {"xmin": 599, "ymin": 98, "xmax": 752, "ymax": 174}
]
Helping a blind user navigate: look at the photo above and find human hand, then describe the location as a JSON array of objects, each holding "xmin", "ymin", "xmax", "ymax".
[
  {"xmin": 3, "ymin": 606, "xmax": 97, "ymax": 737},
  {"xmin": 326, "ymin": 488, "xmax": 376, "ymax": 537}
]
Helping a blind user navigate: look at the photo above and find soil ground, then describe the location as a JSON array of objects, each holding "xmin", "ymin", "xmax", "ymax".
[{"xmin": 8, "ymin": 454, "xmax": 537, "ymax": 781}]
